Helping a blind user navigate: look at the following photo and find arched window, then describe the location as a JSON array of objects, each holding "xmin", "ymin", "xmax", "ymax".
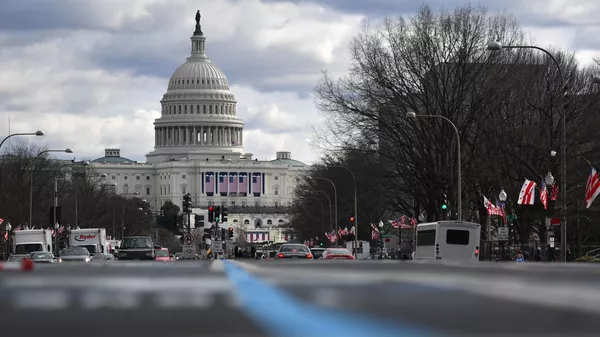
[
  {"xmin": 181, "ymin": 184, "xmax": 187, "ymax": 195},
  {"xmin": 123, "ymin": 184, "xmax": 129, "ymax": 194},
  {"xmin": 267, "ymin": 220, "xmax": 273, "ymax": 226},
  {"xmin": 243, "ymin": 219, "xmax": 250, "ymax": 225},
  {"xmin": 274, "ymin": 185, "xmax": 279, "ymax": 196}
]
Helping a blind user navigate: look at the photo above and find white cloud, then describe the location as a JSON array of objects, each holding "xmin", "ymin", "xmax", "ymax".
[
  {"xmin": 2, "ymin": 0, "xmax": 599, "ymax": 167},
  {"xmin": 0, "ymin": 0, "xmax": 361, "ymax": 165}
]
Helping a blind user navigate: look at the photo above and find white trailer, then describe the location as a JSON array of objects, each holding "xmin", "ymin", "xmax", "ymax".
[
  {"xmin": 68, "ymin": 228, "xmax": 108, "ymax": 255},
  {"xmin": 12, "ymin": 229, "xmax": 53, "ymax": 255},
  {"xmin": 414, "ymin": 220, "xmax": 481, "ymax": 262}
]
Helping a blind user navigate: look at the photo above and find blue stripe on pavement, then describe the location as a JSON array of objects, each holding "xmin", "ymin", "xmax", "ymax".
[{"xmin": 223, "ymin": 261, "xmax": 440, "ymax": 337}]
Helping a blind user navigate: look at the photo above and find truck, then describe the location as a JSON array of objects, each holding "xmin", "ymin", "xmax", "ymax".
[
  {"xmin": 68, "ymin": 228, "xmax": 108, "ymax": 255},
  {"xmin": 12, "ymin": 229, "xmax": 54, "ymax": 255}
]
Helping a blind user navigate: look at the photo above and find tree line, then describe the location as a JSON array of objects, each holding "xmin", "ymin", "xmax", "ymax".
[
  {"xmin": 0, "ymin": 142, "xmax": 177, "ymax": 247},
  {"xmin": 290, "ymin": 3, "xmax": 600, "ymax": 255}
]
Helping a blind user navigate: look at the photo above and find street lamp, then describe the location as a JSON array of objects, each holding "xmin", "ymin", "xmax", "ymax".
[
  {"xmin": 308, "ymin": 176, "xmax": 339, "ymax": 248},
  {"xmin": 54, "ymin": 223, "xmax": 59, "ymax": 256},
  {"xmin": 499, "ymin": 190, "xmax": 507, "ymax": 202},
  {"xmin": 406, "ymin": 111, "xmax": 462, "ymax": 220},
  {"xmin": 30, "ymin": 148, "xmax": 74, "ymax": 228},
  {"xmin": 326, "ymin": 165, "xmax": 358, "ymax": 255},
  {"xmin": 0, "ymin": 130, "xmax": 45, "ymax": 151},
  {"xmin": 378, "ymin": 220, "xmax": 384, "ymax": 259},
  {"xmin": 487, "ymin": 40, "xmax": 568, "ymax": 263},
  {"xmin": 5, "ymin": 221, "xmax": 11, "ymax": 257},
  {"xmin": 545, "ymin": 172, "xmax": 555, "ymax": 186}
]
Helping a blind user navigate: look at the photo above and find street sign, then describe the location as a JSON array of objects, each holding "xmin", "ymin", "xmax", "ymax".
[
  {"xmin": 183, "ymin": 244, "xmax": 196, "ymax": 259},
  {"xmin": 497, "ymin": 227, "xmax": 509, "ymax": 241},
  {"xmin": 211, "ymin": 240, "xmax": 223, "ymax": 253},
  {"xmin": 183, "ymin": 234, "xmax": 195, "ymax": 245}
]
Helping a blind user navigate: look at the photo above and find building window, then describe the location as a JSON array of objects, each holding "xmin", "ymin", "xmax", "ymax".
[
  {"xmin": 267, "ymin": 220, "xmax": 272, "ymax": 225},
  {"xmin": 231, "ymin": 201, "xmax": 235, "ymax": 206},
  {"xmin": 182, "ymin": 174, "xmax": 186, "ymax": 179},
  {"xmin": 244, "ymin": 219, "xmax": 250, "ymax": 225},
  {"xmin": 242, "ymin": 201, "xmax": 247, "ymax": 207},
  {"xmin": 208, "ymin": 200, "xmax": 213, "ymax": 205},
  {"xmin": 112, "ymin": 176, "xmax": 116, "ymax": 180},
  {"xmin": 124, "ymin": 176, "xmax": 128, "ymax": 180},
  {"xmin": 146, "ymin": 187, "xmax": 151, "ymax": 195},
  {"xmin": 221, "ymin": 200, "xmax": 226, "ymax": 206},
  {"xmin": 136, "ymin": 176, "xmax": 140, "ymax": 180},
  {"xmin": 254, "ymin": 201, "xmax": 259, "ymax": 207},
  {"xmin": 274, "ymin": 176, "xmax": 278, "ymax": 180},
  {"xmin": 274, "ymin": 186, "xmax": 279, "ymax": 195},
  {"xmin": 274, "ymin": 202, "xmax": 279, "ymax": 207},
  {"xmin": 123, "ymin": 184, "xmax": 129, "ymax": 194},
  {"xmin": 135, "ymin": 186, "xmax": 141, "ymax": 194},
  {"xmin": 181, "ymin": 185, "xmax": 186, "ymax": 194},
  {"xmin": 146, "ymin": 176, "xmax": 150, "ymax": 180}
]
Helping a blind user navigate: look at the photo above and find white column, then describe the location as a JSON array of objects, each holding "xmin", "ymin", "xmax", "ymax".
[
  {"xmin": 240, "ymin": 128, "xmax": 243, "ymax": 146},
  {"xmin": 193, "ymin": 126, "xmax": 197, "ymax": 145}
]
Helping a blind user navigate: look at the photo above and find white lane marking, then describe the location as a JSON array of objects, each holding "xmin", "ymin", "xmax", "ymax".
[
  {"xmin": 233, "ymin": 261, "xmax": 600, "ymax": 316},
  {"xmin": 210, "ymin": 260, "xmax": 225, "ymax": 272},
  {"xmin": 13, "ymin": 290, "xmax": 69, "ymax": 309},
  {"xmin": 3, "ymin": 276, "xmax": 229, "ymax": 292},
  {"xmin": 86, "ymin": 262, "xmax": 202, "ymax": 268},
  {"xmin": 81, "ymin": 291, "xmax": 141, "ymax": 310}
]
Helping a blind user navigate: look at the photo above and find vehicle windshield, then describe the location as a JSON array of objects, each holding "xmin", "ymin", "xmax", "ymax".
[
  {"xmin": 156, "ymin": 250, "xmax": 169, "ymax": 257},
  {"xmin": 60, "ymin": 247, "xmax": 90, "ymax": 256},
  {"xmin": 8, "ymin": 255, "xmax": 25, "ymax": 262},
  {"xmin": 15, "ymin": 243, "xmax": 43, "ymax": 255},
  {"xmin": 328, "ymin": 249, "xmax": 351, "ymax": 255},
  {"xmin": 78, "ymin": 244, "xmax": 98, "ymax": 254},
  {"xmin": 30, "ymin": 252, "xmax": 53, "ymax": 259},
  {"xmin": 280, "ymin": 245, "xmax": 309, "ymax": 253},
  {"xmin": 121, "ymin": 237, "xmax": 153, "ymax": 249}
]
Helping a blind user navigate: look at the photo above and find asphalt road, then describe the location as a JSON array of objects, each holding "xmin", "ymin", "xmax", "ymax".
[{"xmin": 1, "ymin": 259, "xmax": 599, "ymax": 337}]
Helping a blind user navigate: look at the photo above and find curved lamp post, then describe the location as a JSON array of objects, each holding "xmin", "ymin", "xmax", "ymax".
[
  {"xmin": 0, "ymin": 130, "xmax": 45, "ymax": 150},
  {"xmin": 327, "ymin": 165, "xmax": 358, "ymax": 254},
  {"xmin": 29, "ymin": 148, "xmax": 74, "ymax": 227},
  {"xmin": 487, "ymin": 41, "xmax": 568, "ymax": 262},
  {"xmin": 406, "ymin": 111, "xmax": 462, "ymax": 220}
]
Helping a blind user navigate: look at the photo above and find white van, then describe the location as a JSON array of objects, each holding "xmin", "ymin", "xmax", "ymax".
[{"xmin": 414, "ymin": 221, "xmax": 481, "ymax": 262}]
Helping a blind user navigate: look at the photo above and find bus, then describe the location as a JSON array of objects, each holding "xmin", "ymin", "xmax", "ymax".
[{"xmin": 414, "ymin": 221, "xmax": 481, "ymax": 262}]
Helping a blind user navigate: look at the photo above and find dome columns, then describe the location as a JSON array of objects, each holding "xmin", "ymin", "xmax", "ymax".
[{"xmin": 155, "ymin": 125, "xmax": 243, "ymax": 147}]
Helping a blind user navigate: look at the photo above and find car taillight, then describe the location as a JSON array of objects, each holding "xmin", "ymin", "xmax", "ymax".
[
  {"xmin": 306, "ymin": 254, "xmax": 313, "ymax": 259},
  {"xmin": 278, "ymin": 253, "xmax": 284, "ymax": 258},
  {"xmin": 348, "ymin": 255, "xmax": 355, "ymax": 260}
]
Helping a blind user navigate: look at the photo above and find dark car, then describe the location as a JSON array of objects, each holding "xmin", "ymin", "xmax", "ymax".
[
  {"xmin": 276, "ymin": 244, "xmax": 313, "ymax": 259},
  {"xmin": 117, "ymin": 236, "xmax": 159, "ymax": 260},
  {"xmin": 59, "ymin": 246, "xmax": 91, "ymax": 263},
  {"xmin": 310, "ymin": 247, "xmax": 326, "ymax": 259}
]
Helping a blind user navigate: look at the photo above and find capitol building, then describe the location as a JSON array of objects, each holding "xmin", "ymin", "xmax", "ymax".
[{"xmin": 88, "ymin": 13, "xmax": 308, "ymax": 241}]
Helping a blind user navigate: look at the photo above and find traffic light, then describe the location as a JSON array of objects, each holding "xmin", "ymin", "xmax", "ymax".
[
  {"xmin": 228, "ymin": 227, "xmax": 234, "ymax": 238},
  {"xmin": 195, "ymin": 214, "xmax": 205, "ymax": 227},
  {"xmin": 214, "ymin": 206, "xmax": 221, "ymax": 223},
  {"xmin": 221, "ymin": 206, "xmax": 228, "ymax": 223},
  {"xmin": 441, "ymin": 194, "xmax": 448, "ymax": 210},
  {"xmin": 350, "ymin": 216, "xmax": 355, "ymax": 223},
  {"xmin": 182, "ymin": 193, "xmax": 192, "ymax": 213},
  {"xmin": 208, "ymin": 205, "xmax": 214, "ymax": 223}
]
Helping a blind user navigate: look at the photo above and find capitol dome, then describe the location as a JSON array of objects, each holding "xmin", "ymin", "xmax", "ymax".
[{"xmin": 147, "ymin": 13, "xmax": 244, "ymax": 163}]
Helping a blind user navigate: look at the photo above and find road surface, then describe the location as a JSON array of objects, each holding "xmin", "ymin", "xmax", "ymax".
[{"xmin": 1, "ymin": 259, "xmax": 599, "ymax": 337}]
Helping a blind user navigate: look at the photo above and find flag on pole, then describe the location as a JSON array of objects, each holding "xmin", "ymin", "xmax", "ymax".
[
  {"xmin": 585, "ymin": 165, "xmax": 600, "ymax": 208},
  {"xmin": 540, "ymin": 180, "xmax": 548, "ymax": 210},
  {"xmin": 517, "ymin": 179, "xmax": 536, "ymax": 205}
]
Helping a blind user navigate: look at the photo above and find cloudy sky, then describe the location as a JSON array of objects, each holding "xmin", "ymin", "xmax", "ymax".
[{"xmin": 0, "ymin": 0, "xmax": 598, "ymax": 164}]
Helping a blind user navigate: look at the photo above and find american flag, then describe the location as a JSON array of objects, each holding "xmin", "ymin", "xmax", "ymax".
[
  {"xmin": 410, "ymin": 218, "xmax": 418, "ymax": 227},
  {"xmin": 0, "ymin": 218, "xmax": 4, "ymax": 226},
  {"xmin": 483, "ymin": 196, "xmax": 503, "ymax": 215},
  {"xmin": 517, "ymin": 179, "xmax": 536, "ymax": 205},
  {"xmin": 228, "ymin": 173, "xmax": 238, "ymax": 193},
  {"xmin": 205, "ymin": 174, "xmax": 215, "ymax": 194},
  {"xmin": 218, "ymin": 173, "xmax": 228, "ymax": 193},
  {"xmin": 252, "ymin": 174, "xmax": 261, "ymax": 194},
  {"xmin": 540, "ymin": 180, "xmax": 548, "ymax": 210},
  {"xmin": 246, "ymin": 231, "xmax": 270, "ymax": 242},
  {"xmin": 550, "ymin": 184, "xmax": 559, "ymax": 201},
  {"xmin": 585, "ymin": 165, "xmax": 600, "ymax": 208},
  {"xmin": 238, "ymin": 174, "xmax": 247, "ymax": 193}
]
